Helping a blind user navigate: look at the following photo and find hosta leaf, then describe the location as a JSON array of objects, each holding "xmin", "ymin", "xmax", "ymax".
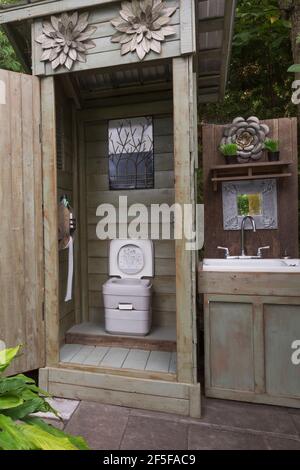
[
  {"xmin": 3, "ymin": 397, "xmax": 46, "ymax": 420},
  {"xmin": 288, "ymin": 64, "xmax": 300, "ymax": 73},
  {"xmin": 0, "ymin": 346, "xmax": 20, "ymax": 373},
  {"xmin": 0, "ymin": 415, "xmax": 33, "ymax": 450},
  {"xmin": 25, "ymin": 417, "xmax": 89, "ymax": 450},
  {"xmin": 0, "ymin": 395, "xmax": 23, "ymax": 410},
  {"xmin": 17, "ymin": 421, "xmax": 79, "ymax": 450},
  {"xmin": 0, "ymin": 377, "xmax": 26, "ymax": 395}
]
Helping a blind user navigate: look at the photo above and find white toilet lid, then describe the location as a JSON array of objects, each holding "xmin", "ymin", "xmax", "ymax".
[
  {"xmin": 109, "ymin": 239, "xmax": 154, "ymax": 279},
  {"xmin": 118, "ymin": 244, "xmax": 144, "ymax": 275}
]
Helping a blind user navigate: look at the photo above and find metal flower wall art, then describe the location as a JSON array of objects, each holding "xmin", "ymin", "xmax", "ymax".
[
  {"xmin": 111, "ymin": 0, "xmax": 177, "ymax": 61},
  {"xmin": 36, "ymin": 11, "xmax": 97, "ymax": 71},
  {"xmin": 220, "ymin": 117, "xmax": 270, "ymax": 163}
]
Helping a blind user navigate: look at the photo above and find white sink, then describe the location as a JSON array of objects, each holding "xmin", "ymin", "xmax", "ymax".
[{"xmin": 202, "ymin": 258, "xmax": 300, "ymax": 273}]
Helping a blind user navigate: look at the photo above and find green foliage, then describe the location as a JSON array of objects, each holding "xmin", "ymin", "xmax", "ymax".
[
  {"xmin": 0, "ymin": 1, "xmax": 23, "ymax": 72},
  {"xmin": 264, "ymin": 139, "xmax": 279, "ymax": 152},
  {"xmin": 237, "ymin": 194, "xmax": 250, "ymax": 216},
  {"xmin": 199, "ymin": 0, "xmax": 294, "ymax": 123},
  {"xmin": 0, "ymin": 345, "xmax": 89, "ymax": 450},
  {"xmin": 219, "ymin": 143, "xmax": 238, "ymax": 156}
]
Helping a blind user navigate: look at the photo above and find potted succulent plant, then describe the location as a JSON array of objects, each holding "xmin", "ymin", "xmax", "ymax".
[
  {"xmin": 264, "ymin": 139, "xmax": 280, "ymax": 161},
  {"xmin": 219, "ymin": 143, "xmax": 238, "ymax": 164}
]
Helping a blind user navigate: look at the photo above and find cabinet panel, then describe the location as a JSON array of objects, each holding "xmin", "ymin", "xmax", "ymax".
[
  {"xmin": 209, "ymin": 301, "xmax": 255, "ymax": 392},
  {"xmin": 265, "ymin": 304, "xmax": 300, "ymax": 398}
]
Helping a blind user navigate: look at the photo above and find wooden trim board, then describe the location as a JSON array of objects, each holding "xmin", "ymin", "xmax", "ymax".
[
  {"xmin": 66, "ymin": 327, "xmax": 177, "ymax": 352},
  {"xmin": 39, "ymin": 366, "xmax": 201, "ymax": 418}
]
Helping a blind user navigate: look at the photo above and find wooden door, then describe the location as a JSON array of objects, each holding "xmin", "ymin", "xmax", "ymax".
[{"xmin": 0, "ymin": 70, "xmax": 44, "ymax": 375}]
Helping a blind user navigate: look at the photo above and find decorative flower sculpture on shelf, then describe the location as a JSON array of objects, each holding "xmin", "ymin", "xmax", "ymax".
[
  {"xmin": 35, "ymin": 11, "xmax": 97, "ymax": 71},
  {"xmin": 111, "ymin": 0, "xmax": 177, "ymax": 61},
  {"xmin": 220, "ymin": 116, "xmax": 270, "ymax": 163}
]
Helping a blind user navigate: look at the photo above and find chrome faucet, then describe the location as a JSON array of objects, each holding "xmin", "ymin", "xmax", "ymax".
[
  {"xmin": 217, "ymin": 216, "xmax": 270, "ymax": 259},
  {"xmin": 240, "ymin": 216, "xmax": 256, "ymax": 257}
]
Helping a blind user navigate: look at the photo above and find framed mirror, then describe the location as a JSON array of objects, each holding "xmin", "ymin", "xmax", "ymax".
[{"xmin": 222, "ymin": 179, "xmax": 278, "ymax": 230}]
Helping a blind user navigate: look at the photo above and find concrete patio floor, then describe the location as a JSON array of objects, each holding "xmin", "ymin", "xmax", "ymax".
[{"xmin": 41, "ymin": 396, "xmax": 300, "ymax": 450}]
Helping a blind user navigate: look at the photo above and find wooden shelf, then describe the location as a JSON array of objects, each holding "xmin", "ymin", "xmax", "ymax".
[{"xmin": 211, "ymin": 161, "xmax": 292, "ymax": 191}]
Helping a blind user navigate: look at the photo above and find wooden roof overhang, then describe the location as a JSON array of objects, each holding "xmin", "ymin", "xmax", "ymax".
[{"xmin": 0, "ymin": 0, "xmax": 236, "ymax": 104}]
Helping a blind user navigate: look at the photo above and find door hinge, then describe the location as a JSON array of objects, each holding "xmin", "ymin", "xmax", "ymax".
[{"xmin": 39, "ymin": 122, "xmax": 42, "ymax": 143}]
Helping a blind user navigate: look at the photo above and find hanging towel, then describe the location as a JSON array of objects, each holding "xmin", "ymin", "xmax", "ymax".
[
  {"xmin": 58, "ymin": 196, "xmax": 75, "ymax": 302},
  {"xmin": 65, "ymin": 235, "xmax": 74, "ymax": 302}
]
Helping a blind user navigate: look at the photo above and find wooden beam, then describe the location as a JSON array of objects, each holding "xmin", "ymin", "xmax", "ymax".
[
  {"xmin": 41, "ymin": 76, "xmax": 60, "ymax": 367},
  {"xmin": 173, "ymin": 57, "xmax": 197, "ymax": 385},
  {"xmin": 219, "ymin": 0, "xmax": 236, "ymax": 99},
  {"xmin": 180, "ymin": 0, "xmax": 196, "ymax": 55},
  {"xmin": 0, "ymin": 0, "xmax": 120, "ymax": 24}
]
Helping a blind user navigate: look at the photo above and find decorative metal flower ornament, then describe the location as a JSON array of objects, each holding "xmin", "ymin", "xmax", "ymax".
[
  {"xmin": 111, "ymin": 0, "xmax": 177, "ymax": 60},
  {"xmin": 35, "ymin": 11, "xmax": 97, "ymax": 70},
  {"xmin": 220, "ymin": 117, "xmax": 270, "ymax": 163}
]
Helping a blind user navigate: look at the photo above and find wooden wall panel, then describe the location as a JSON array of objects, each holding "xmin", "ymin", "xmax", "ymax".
[
  {"xmin": 82, "ymin": 106, "xmax": 176, "ymax": 327},
  {"xmin": 202, "ymin": 118, "xmax": 299, "ymax": 259},
  {"xmin": 55, "ymin": 80, "xmax": 76, "ymax": 343},
  {"xmin": 0, "ymin": 70, "xmax": 44, "ymax": 374}
]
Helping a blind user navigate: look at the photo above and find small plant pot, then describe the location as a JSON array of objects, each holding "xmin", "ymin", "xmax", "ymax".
[
  {"xmin": 267, "ymin": 151, "xmax": 280, "ymax": 162},
  {"xmin": 225, "ymin": 155, "xmax": 238, "ymax": 165}
]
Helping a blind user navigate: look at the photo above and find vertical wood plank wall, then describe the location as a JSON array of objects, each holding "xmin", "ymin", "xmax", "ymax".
[
  {"xmin": 55, "ymin": 81, "xmax": 76, "ymax": 342},
  {"xmin": 202, "ymin": 118, "xmax": 299, "ymax": 258},
  {"xmin": 0, "ymin": 70, "xmax": 44, "ymax": 375},
  {"xmin": 80, "ymin": 100, "xmax": 177, "ymax": 328},
  {"xmin": 41, "ymin": 77, "xmax": 59, "ymax": 366}
]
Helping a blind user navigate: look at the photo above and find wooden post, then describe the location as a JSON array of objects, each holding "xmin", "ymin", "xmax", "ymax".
[
  {"xmin": 173, "ymin": 57, "xmax": 197, "ymax": 384},
  {"xmin": 41, "ymin": 77, "xmax": 60, "ymax": 366}
]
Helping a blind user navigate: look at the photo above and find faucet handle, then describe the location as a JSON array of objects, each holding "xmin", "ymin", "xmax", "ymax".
[
  {"xmin": 257, "ymin": 246, "xmax": 270, "ymax": 258},
  {"xmin": 218, "ymin": 246, "xmax": 230, "ymax": 258}
]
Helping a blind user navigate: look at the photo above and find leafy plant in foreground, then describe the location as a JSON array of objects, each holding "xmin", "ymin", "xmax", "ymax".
[{"xmin": 0, "ymin": 345, "xmax": 89, "ymax": 450}]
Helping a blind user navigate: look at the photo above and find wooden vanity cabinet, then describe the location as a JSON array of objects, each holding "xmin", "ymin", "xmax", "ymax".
[{"xmin": 200, "ymin": 271, "xmax": 300, "ymax": 408}]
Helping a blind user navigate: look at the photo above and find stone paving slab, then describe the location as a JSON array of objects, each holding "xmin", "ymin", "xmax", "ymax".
[
  {"xmin": 188, "ymin": 425, "xmax": 267, "ymax": 450},
  {"xmin": 120, "ymin": 416, "xmax": 188, "ymax": 450},
  {"xmin": 201, "ymin": 398, "xmax": 298, "ymax": 436},
  {"xmin": 65, "ymin": 402, "xmax": 130, "ymax": 450},
  {"xmin": 49, "ymin": 396, "xmax": 300, "ymax": 450}
]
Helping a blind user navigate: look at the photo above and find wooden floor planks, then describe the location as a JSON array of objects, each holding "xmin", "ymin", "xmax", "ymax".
[{"xmin": 60, "ymin": 344, "xmax": 177, "ymax": 373}]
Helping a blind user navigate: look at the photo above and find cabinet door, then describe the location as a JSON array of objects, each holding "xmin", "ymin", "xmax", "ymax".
[
  {"xmin": 0, "ymin": 70, "xmax": 44, "ymax": 375},
  {"xmin": 205, "ymin": 297, "xmax": 256, "ymax": 393},
  {"xmin": 265, "ymin": 303, "xmax": 300, "ymax": 398}
]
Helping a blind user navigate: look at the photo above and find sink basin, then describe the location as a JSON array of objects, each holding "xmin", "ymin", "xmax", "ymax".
[{"xmin": 202, "ymin": 258, "xmax": 300, "ymax": 273}]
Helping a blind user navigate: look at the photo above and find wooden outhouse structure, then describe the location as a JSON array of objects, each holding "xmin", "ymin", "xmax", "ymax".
[{"xmin": 0, "ymin": 0, "xmax": 235, "ymax": 417}]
